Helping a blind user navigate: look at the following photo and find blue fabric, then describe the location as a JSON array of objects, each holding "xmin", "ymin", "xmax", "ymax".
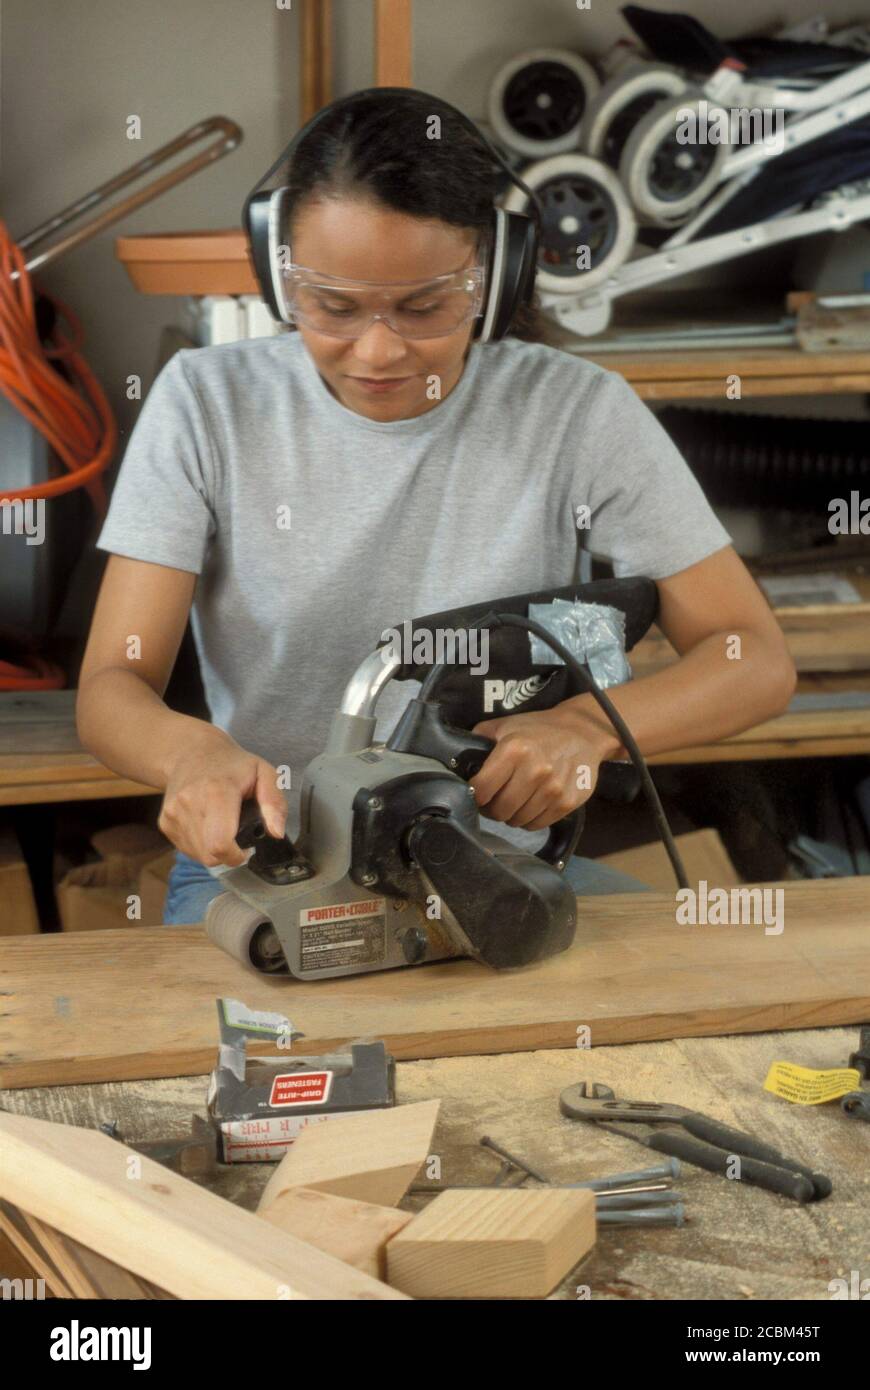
[
  {"xmin": 162, "ymin": 851, "xmax": 225, "ymax": 925},
  {"xmin": 162, "ymin": 847, "xmax": 649, "ymax": 925}
]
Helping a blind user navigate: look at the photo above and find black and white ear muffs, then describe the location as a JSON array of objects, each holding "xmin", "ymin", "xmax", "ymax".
[
  {"xmin": 242, "ymin": 93, "xmax": 539, "ymax": 344},
  {"xmin": 475, "ymin": 206, "xmax": 538, "ymax": 342}
]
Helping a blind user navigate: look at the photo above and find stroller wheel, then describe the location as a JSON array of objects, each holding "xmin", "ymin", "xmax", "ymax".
[
  {"xmin": 619, "ymin": 93, "xmax": 729, "ymax": 225},
  {"xmin": 581, "ymin": 64, "xmax": 687, "ymax": 167},
  {"xmin": 488, "ymin": 48, "xmax": 600, "ymax": 159},
  {"xmin": 503, "ymin": 154, "xmax": 636, "ymax": 294}
]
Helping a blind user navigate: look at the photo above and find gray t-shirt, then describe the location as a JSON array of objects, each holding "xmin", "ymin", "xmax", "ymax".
[{"xmin": 97, "ymin": 333, "xmax": 730, "ymax": 850}]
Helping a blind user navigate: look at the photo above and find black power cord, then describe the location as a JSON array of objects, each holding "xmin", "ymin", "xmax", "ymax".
[{"xmin": 419, "ymin": 611, "xmax": 689, "ymax": 890}]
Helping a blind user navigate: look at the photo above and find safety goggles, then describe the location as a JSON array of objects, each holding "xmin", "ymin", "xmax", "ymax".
[{"xmin": 281, "ymin": 264, "xmax": 485, "ymax": 339}]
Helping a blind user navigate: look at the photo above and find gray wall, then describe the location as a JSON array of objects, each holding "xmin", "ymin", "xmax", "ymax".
[{"xmin": 1, "ymin": 0, "xmax": 864, "ymax": 514}]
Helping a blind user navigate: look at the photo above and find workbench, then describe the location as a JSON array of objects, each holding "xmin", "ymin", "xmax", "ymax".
[
  {"xmin": 4, "ymin": 657, "xmax": 870, "ymax": 812},
  {"xmin": 1, "ymin": 1027, "xmax": 865, "ymax": 1301}
]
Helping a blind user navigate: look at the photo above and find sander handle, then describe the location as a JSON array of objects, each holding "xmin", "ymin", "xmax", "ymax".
[
  {"xmin": 386, "ymin": 697, "xmax": 585, "ymax": 869},
  {"xmin": 235, "ymin": 798, "xmax": 313, "ymax": 885}
]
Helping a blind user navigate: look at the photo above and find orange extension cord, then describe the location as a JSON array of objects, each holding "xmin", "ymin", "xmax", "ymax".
[
  {"xmin": 0, "ymin": 218, "xmax": 118, "ymax": 688},
  {"xmin": 0, "ymin": 218, "xmax": 116, "ymax": 509}
]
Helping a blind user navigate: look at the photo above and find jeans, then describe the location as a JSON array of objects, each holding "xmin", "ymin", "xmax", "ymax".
[{"xmin": 162, "ymin": 848, "xmax": 649, "ymax": 925}]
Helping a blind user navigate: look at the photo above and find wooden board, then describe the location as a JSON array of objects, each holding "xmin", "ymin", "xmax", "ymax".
[
  {"xmin": 386, "ymin": 1187, "xmax": 596, "ymax": 1299},
  {"xmin": 599, "ymin": 828, "xmax": 741, "ymax": 891},
  {"xmin": 579, "ymin": 345, "xmax": 870, "ymax": 401},
  {"xmin": 0, "ymin": 1111, "xmax": 406, "ymax": 1301},
  {"xmin": 258, "ymin": 1101, "xmax": 441, "ymax": 1210},
  {"xmin": 0, "ymin": 690, "xmax": 159, "ymax": 806},
  {"xmin": 632, "ymin": 609, "xmax": 870, "ymax": 677},
  {"xmin": 0, "ymin": 1200, "xmax": 72, "ymax": 1296},
  {"xmin": 1, "ymin": 879, "xmax": 869, "ymax": 1088},
  {"xmin": 375, "ymin": 0, "xmax": 412, "ymax": 86}
]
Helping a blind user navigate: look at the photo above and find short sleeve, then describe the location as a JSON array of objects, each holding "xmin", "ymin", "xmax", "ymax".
[
  {"xmin": 578, "ymin": 368, "xmax": 732, "ymax": 580},
  {"xmin": 96, "ymin": 352, "xmax": 216, "ymax": 574}
]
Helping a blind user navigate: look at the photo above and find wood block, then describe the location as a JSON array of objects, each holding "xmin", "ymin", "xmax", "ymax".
[
  {"xmin": 258, "ymin": 1101, "xmax": 440, "ymax": 1211},
  {"xmin": 0, "ymin": 1110, "xmax": 407, "ymax": 1301},
  {"xmin": 0, "ymin": 824, "xmax": 39, "ymax": 934},
  {"xmin": 259, "ymin": 1187, "xmax": 414, "ymax": 1279},
  {"xmin": 386, "ymin": 1188, "xmax": 596, "ymax": 1299},
  {"xmin": 599, "ymin": 828, "xmax": 742, "ymax": 892}
]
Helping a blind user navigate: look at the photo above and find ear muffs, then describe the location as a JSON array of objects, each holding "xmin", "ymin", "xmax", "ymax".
[
  {"xmin": 243, "ymin": 88, "xmax": 540, "ymax": 340},
  {"xmin": 244, "ymin": 186, "xmax": 293, "ymax": 324},
  {"xmin": 476, "ymin": 207, "xmax": 539, "ymax": 342}
]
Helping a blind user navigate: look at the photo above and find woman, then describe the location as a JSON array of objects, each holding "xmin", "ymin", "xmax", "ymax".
[{"xmin": 76, "ymin": 89, "xmax": 796, "ymax": 925}]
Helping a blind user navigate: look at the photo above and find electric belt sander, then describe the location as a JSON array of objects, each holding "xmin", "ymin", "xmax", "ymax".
[{"xmin": 205, "ymin": 577, "xmax": 658, "ymax": 978}]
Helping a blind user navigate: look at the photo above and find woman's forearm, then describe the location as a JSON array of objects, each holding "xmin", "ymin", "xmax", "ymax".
[
  {"xmin": 76, "ymin": 667, "xmax": 232, "ymax": 789},
  {"xmin": 564, "ymin": 628, "xmax": 797, "ymax": 760}
]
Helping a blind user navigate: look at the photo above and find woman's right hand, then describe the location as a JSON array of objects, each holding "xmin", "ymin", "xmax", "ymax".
[{"xmin": 158, "ymin": 733, "xmax": 288, "ymax": 867}]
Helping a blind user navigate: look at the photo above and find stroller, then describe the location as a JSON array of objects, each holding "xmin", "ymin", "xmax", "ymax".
[{"xmin": 488, "ymin": 8, "xmax": 870, "ymax": 335}]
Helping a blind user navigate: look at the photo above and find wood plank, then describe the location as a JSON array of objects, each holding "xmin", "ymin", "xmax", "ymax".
[
  {"xmin": 0, "ymin": 1227, "xmax": 41, "ymax": 1287},
  {"xmin": 652, "ymin": 733, "xmax": 870, "ymax": 763},
  {"xmin": 630, "ymin": 374, "xmax": 870, "ymax": 402},
  {"xmin": 0, "ymin": 777, "xmax": 159, "ymax": 807},
  {"xmin": 23, "ymin": 1214, "xmax": 161, "ymax": 1300},
  {"xmin": 24, "ymin": 1215, "xmax": 101, "ymax": 1298},
  {"xmin": 632, "ymin": 611, "xmax": 870, "ymax": 677},
  {"xmin": 581, "ymin": 346, "xmax": 870, "ymax": 380},
  {"xmin": 258, "ymin": 1101, "xmax": 440, "ymax": 1209},
  {"xmin": 300, "ymin": 0, "xmax": 332, "ymax": 123},
  {"xmin": 1, "ymin": 879, "xmax": 869, "ymax": 1088},
  {"xmin": 0, "ymin": 1201, "xmax": 73, "ymax": 1297},
  {"xmin": 386, "ymin": 1187, "xmax": 596, "ymax": 1299},
  {"xmin": 259, "ymin": 1187, "xmax": 414, "ymax": 1278},
  {"xmin": 375, "ymin": 0, "xmax": 412, "ymax": 86},
  {"xmin": 0, "ymin": 1111, "xmax": 407, "ymax": 1300}
]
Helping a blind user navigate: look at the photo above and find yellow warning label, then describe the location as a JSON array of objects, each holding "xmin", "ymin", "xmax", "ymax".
[{"xmin": 763, "ymin": 1061, "xmax": 862, "ymax": 1106}]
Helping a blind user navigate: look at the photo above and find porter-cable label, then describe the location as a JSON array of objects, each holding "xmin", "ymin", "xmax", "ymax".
[
  {"xmin": 299, "ymin": 897, "xmax": 386, "ymax": 970},
  {"xmin": 764, "ymin": 1061, "xmax": 861, "ymax": 1105}
]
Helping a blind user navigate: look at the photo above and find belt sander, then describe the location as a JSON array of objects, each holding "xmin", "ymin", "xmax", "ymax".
[{"xmin": 206, "ymin": 577, "xmax": 675, "ymax": 978}]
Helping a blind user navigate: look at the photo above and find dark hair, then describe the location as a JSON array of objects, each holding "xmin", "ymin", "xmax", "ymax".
[{"xmin": 285, "ymin": 89, "xmax": 546, "ymax": 341}]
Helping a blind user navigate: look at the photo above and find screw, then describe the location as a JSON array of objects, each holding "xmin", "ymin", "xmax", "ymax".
[
  {"xmin": 367, "ymin": 796, "xmax": 383, "ymax": 811},
  {"xmin": 595, "ymin": 1191, "xmax": 684, "ymax": 1211},
  {"xmin": 570, "ymin": 1159, "xmax": 681, "ymax": 1191},
  {"xmin": 597, "ymin": 1205, "xmax": 685, "ymax": 1227},
  {"xmin": 360, "ymin": 872, "xmax": 378, "ymax": 886}
]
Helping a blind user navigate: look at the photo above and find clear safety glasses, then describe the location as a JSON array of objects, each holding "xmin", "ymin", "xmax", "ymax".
[{"xmin": 281, "ymin": 264, "xmax": 485, "ymax": 339}]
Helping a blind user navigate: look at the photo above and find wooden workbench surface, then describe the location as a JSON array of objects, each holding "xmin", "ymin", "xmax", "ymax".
[
  {"xmin": 3, "ymin": 657, "xmax": 870, "ymax": 809},
  {"xmin": 1, "ymin": 1028, "xmax": 865, "ymax": 1301}
]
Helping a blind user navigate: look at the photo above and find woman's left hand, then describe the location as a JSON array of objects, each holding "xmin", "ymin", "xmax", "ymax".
[{"xmin": 469, "ymin": 704, "xmax": 616, "ymax": 831}]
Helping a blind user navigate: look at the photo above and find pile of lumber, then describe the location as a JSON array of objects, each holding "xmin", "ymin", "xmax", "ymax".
[{"xmin": 0, "ymin": 1102, "xmax": 596, "ymax": 1301}]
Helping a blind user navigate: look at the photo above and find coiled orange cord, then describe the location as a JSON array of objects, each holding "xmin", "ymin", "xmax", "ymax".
[
  {"xmin": 0, "ymin": 217, "xmax": 116, "ymax": 510},
  {"xmin": 0, "ymin": 653, "xmax": 65, "ymax": 690}
]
